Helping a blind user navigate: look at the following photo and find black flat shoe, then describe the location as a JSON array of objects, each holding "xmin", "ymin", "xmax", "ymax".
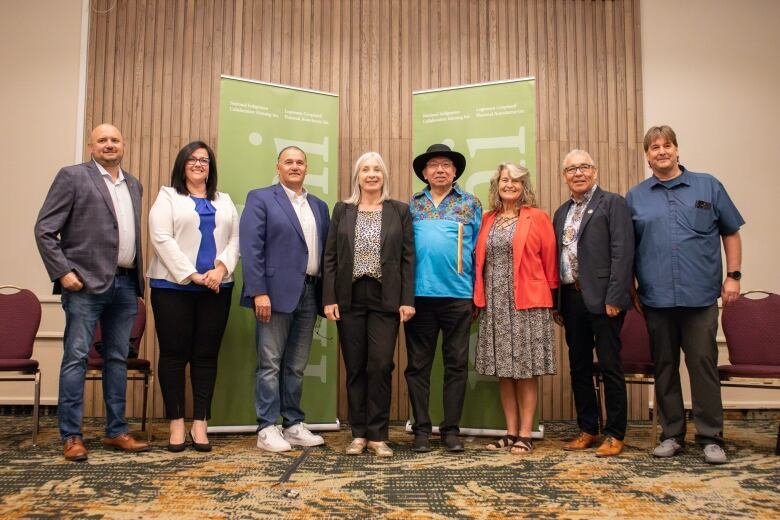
[
  {"xmin": 443, "ymin": 433, "xmax": 464, "ymax": 452},
  {"xmin": 166, "ymin": 441, "xmax": 186, "ymax": 453},
  {"xmin": 189, "ymin": 430, "xmax": 212, "ymax": 452}
]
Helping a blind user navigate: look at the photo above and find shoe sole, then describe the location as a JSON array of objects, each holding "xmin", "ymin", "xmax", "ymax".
[
  {"xmin": 704, "ymin": 458, "xmax": 727, "ymax": 465},
  {"xmin": 285, "ymin": 439, "xmax": 325, "ymax": 447},
  {"xmin": 445, "ymin": 446, "xmax": 465, "ymax": 452},
  {"xmin": 64, "ymin": 454, "xmax": 88, "ymax": 461},
  {"xmin": 257, "ymin": 444, "xmax": 291, "ymax": 452},
  {"xmin": 652, "ymin": 449, "xmax": 683, "ymax": 458},
  {"xmin": 595, "ymin": 451, "xmax": 623, "ymax": 457},
  {"xmin": 563, "ymin": 445, "xmax": 595, "ymax": 451},
  {"xmin": 411, "ymin": 446, "xmax": 431, "ymax": 453}
]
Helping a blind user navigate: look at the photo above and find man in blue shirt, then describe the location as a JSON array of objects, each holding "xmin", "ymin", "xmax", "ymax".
[
  {"xmin": 405, "ymin": 144, "xmax": 482, "ymax": 453},
  {"xmin": 626, "ymin": 125, "xmax": 744, "ymax": 464}
]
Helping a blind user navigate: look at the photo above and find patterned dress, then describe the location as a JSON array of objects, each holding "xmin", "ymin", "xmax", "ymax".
[{"xmin": 476, "ymin": 216, "xmax": 557, "ymax": 379}]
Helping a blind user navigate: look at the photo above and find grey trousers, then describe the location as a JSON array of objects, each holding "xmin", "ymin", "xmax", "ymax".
[{"xmin": 644, "ymin": 304, "xmax": 724, "ymax": 446}]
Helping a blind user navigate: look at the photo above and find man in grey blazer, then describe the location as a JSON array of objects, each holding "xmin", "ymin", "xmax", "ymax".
[
  {"xmin": 552, "ymin": 149, "xmax": 634, "ymax": 457},
  {"xmin": 35, "ymin": 123, "xmax": 149, "ymax": 461}
]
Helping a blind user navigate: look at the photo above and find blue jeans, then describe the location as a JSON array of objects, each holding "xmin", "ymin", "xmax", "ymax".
[
  {"xmin": 59, "ymin": 274, "xmax": 138, "ymax": 440},
  {"xmin": 254, "ymin": 281, "xmax": 317, "ymax": 430}
]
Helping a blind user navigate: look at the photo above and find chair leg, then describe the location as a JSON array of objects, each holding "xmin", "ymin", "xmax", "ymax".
[
  {"xmin": 593, "ymin": 374, "xmax": 604, "ymax": 434},
  {"xmin": 144, "ymin": 373, "xmax": 153, "ymax": 442},
  {"xmin": 32, "ymin": 370, "xmax": 41, "ymax": 446},
  {"xmin": 775, "ymin": 422, "xmax": 779, "ymax": 456},
  {"xmin": 651, "ymin": 386, "xmax": 658, "ymax": 445}
]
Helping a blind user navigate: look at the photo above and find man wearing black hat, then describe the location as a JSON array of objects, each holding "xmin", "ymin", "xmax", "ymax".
[{"xmin": 404, "ymin": 144, "xmax": 482, "ymax": 453}]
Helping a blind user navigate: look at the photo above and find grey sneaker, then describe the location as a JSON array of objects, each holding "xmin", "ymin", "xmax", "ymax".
[
  {"xmin": 652, "ymin": 438, "xmax": 683, "ymax": 458},
  {"xmin": 703, "ymin": 444, "xmax": 728, "ymax": 465}
]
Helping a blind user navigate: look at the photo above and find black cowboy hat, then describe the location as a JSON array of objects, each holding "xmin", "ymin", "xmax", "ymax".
[{"xmin": 412, "ymin": 144, "xmax": 467, "ymax": 183}]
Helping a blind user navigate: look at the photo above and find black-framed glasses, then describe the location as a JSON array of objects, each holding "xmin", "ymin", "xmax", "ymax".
[{"xmin": 563, "ymin": 164, "xmax": 594, "ymax": 175}]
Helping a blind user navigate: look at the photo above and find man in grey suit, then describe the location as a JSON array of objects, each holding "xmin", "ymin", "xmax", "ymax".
[
  {"xmin": 35, "ymin": 123, "xmax": 150, "ymax": 461},
  {"xmin": 552, "ymin": 149, "xmax": 634, "ymax": 457}
]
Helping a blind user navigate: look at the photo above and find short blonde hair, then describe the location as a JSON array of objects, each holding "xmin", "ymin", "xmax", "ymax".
[
  {"xmin": 488, "ymin": 162, "xmax": 537, "ymax": 212},
  {"xmin": 344, "ymin": 152, "xmax": 391, "ymax": 205}
]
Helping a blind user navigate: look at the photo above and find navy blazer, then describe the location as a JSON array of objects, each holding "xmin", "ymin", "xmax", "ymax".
[
  {"xmin": 239, "ymin": 182, "xmax": 330, "ymax": 314},
  {"xmin": 34, "ymin": 160, "xmax": 144, "ymax": 295},
  {"xmin": 552, "ymin": 186, "xmax": 634, "ymax": 314}
]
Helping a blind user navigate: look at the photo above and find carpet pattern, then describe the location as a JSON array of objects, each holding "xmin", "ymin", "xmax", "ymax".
[{"xmin": 0, "ymin": 417, "xmax": 778, "ymax": 519}]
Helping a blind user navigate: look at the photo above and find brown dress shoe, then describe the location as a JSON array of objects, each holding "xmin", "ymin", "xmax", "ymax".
[
  {"xmin": 595, "ymin": 436, "xmax": 625, "ymax": 457},
  {"xmin": 64, "ymin": 437, "xmax": 88, "ymax": 461},
  {"xmin": 563, "ymin": 432, "xmax": 598, "ymax": 451},
  {"xmin": 102, "ymin": 433, "xmax": 150, "ymax": 452}
]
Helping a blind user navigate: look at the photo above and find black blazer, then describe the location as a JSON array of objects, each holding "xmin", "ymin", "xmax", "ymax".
[
  {"xmin": 322, "ymin": 199, "xmax": 415, "ymax": 313},
  {"xmin": 552, "ymin": 186, "xmax": 634, "ymax": 314}
]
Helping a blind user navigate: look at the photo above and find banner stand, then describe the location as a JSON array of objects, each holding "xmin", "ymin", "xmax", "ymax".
[{"xmin": 209, "ymin": 419, "xmax": 341, "ymax": 434}]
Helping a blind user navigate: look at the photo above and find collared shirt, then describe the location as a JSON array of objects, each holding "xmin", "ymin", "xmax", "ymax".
[
  {"xmin": 95, "ymin": 160, "xmax": 136, "ymax": 268},
  {"xmin": 626, "ymin": 166, "xmax": 744, "ymax": 308},
  {"xmin": 560, "ymin": 184, "xmax": 598, "ymax": 284},
  {"xmin": 281, "ymin": 182, "xmax": 319, "ymax": 276},
  {"xmin": 409, "ymin": 183, "xmax": 482, "ymax": 298}
]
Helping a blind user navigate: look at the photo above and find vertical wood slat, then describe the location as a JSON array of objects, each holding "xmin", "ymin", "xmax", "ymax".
[{"xmin": 85, "ymin": 0, "xmax": 645, "ymax": 423}]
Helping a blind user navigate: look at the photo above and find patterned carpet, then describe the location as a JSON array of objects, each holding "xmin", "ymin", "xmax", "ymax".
[{"xmin": 0, "ymin": 416, "xmax": 778, "ymax": 519}]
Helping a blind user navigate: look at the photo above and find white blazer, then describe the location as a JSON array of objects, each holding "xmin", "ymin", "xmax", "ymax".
[{"xmin": 146, "ymin": 186, "xmax": 240, "ymax": 285}]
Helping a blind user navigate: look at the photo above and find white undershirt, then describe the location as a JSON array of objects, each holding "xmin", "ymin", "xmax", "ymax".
[{"xmin": 95, "ymin": 160, "xmax": 136, "ymax": 268}]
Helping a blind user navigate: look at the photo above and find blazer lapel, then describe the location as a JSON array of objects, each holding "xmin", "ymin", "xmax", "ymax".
[
  {"xmin": 273, "ymin": 184, "xmax": 305, "ymax": 241},
  {"xmin": 87, "ymin": 161, "xmax": 118, "ymax": 222},
  {"xmin": 345, "ymin": 203, "xmax": 358, "ymax": 254},
  {"xmin": 380, "ymin": 200, "xmax": 393, "ymax": 248},
  {"xmin": 554, "ymin": 202, "xmax": 570, "ymax": 246},
  {"xmin": 513, "ymin": 208, "xmax": 533, "ymax": 261},
  {"xmin": 577, "ymin": 187, "xmax": 603, "ymax": 235}
]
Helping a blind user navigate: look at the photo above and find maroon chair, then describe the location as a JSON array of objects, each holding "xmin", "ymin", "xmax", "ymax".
[
  {"xmin": 86, "ymin": 297, "xmax": 153, "ymax": 440},
  {"xmin": 594, "ymin": 309, "xmax": 657, "ymax": 441},
  {"xmin": 0, "ymin": 286, "xmax": 42, "ymax": 445},
  {"xmin": 719, "ymin": 291, "xmax": 780, "ymax": 455}
]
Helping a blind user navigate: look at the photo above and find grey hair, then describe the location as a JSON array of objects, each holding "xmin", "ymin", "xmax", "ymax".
[
  {"xmin": 344, "ymin": 152, "xmax": 391, "ymax": 205},
  {"xmin": 488, "ymin": 162, "xmax": 537, "ymax": 212},
  {"xmin": 561, "ymin": 149, "xmax": 596, "ymax": 170}
]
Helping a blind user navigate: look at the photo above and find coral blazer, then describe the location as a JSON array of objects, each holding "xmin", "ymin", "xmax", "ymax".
[{"xmin": 473, "ymin": 207, "xmax": 559, "ymax": 310}]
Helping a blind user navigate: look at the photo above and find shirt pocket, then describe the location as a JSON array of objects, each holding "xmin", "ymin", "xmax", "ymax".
[{"xmin": 681, "ymin": 204, "xmax": 715, "ymax": 234}]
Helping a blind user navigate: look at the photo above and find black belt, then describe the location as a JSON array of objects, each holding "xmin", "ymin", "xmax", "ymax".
[
  {"xmin": 304, "ymin": 274, "xmax": 319, "ymax": 284},
  {"xmin": 116, "ymin": 267, "xmax": 136, "ymax": 277},
  {"xmin": 563, "ymin": 280, "xmax": 581, "ymax": 291}
]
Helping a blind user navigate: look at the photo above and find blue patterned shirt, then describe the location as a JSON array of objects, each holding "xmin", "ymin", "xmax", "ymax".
[{"xmin": 409, "ymin": 183, "xmax": 482, "ymax": 298}]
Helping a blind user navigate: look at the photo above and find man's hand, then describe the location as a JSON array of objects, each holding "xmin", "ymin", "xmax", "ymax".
[
  {"xmin": 324, "ymin": 304, "xmax": 340, "ymax": 321},
  {"xmin": 399, "ymin": 305, "xmax": 416, "ymax": 322},
  {"xmin": 721, "ymin": 278, "xmax": 740, "ymax": 305},
  {"xmin": 59, "ymin": 271, "xmax": 83, "ymax": 291},
  {"xmin": 605, "ymin": 304, "xmax": 621, "ymax": 318},
  {"xmin": 552, "ymin": 311, "xmax": 565, "ymax": 327},
  {"xmin": 254, "ymin": 294, "xmax": 272, "ymax": 323}
]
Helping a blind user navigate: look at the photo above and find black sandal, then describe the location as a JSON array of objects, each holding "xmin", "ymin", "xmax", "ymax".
[
  {"xmin": 486, "ymin": 434, "xmax": 518, "ymax": 451},
  {"xmin": 510, "ymin": 437, "xmax": 534, "ymax": 454}
]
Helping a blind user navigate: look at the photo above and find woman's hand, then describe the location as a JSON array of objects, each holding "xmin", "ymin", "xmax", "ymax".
[
  {"xmin": 552, "ymin": 311, "xmax": 565, "ymax": 327},
  {"xmin": 399, "ymin": 305, "xmax": 415, "ymax": 322},
  {"xmin": 202, "ymin": 263, "xmax": 228, "ymax": 293},
  {"xmin": 324, "ymin": 304, "xmax": 340, "ymax": 321}
]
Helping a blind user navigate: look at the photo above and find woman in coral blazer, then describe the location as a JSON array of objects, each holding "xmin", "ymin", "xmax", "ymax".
[{"xmin": 473, "ymin": 162, "xmax": 559, "ymax": 455}]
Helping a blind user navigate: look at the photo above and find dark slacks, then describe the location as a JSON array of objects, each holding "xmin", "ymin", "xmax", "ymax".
[
  {"xmin": 404, "ymin": 296, "xmax": 472, "ymax": 436},
  {"xmin": 561, "ymin": 285, "xmax": 627, "ymax": 440},
  {"xmin": 644, "ymin": 304, "xmax": 723, "ymax": 446},
  {"xmin": 151, "ymin": 287, "xmax": 232, "ymax": 420},
  {"xmin": 338, "ymin": 277, "xmax": 399, "ymax": 441}
]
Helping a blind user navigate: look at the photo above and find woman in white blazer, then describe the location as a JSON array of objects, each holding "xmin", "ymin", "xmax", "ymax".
[{"xmin": 147, "ymin": 141, "xmax": 239, "ymax": 453}]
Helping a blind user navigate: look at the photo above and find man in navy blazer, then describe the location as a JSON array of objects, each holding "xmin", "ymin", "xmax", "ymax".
[
  {"xmin": 35, "ymin": 123, "xmax": 150, "ymax": 461},
  {"xmin": 552, "ymin": 149, "xmax": 634, "ymax": 457},
  {"xmin": 239, "ymin": 146, "xmax": 330, "ymax": 452}
]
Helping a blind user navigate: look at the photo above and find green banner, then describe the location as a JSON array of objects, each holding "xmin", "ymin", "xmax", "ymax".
[
  {"xmin": 412, "ymin": 78, "xmax": 538, "ymax": 433},
  {"xmin": 211, "ymin": 76, "xmax": 339, "ymax": 429}
]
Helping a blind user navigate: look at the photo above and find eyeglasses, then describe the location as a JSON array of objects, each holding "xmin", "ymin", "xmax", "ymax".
[
  {"xmin": 426, "ymin": 160, "xmax": 454, "ymax": 170},
  {"xmin": 563, "ymin": 164, "xmax": 594, "ymax": 175},
  {"xmin": 186, "ymin": 157, "xmax": 211, "ymax": 166}
]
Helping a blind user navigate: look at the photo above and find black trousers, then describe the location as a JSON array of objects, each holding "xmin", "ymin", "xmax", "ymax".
[
  {"xmin": 643, "ymin": 304, "xmax": 723, "ymax": 446},
  {"xmin": 338, "ymin": 277, "xmax": 399, "ymax": 441},
  {"xmin": 404, "ymin": 297, "xmax": 472, "ymax": 436},
  {"xmin": 151, "ymin": 287, "xmax": 232, "ymax": 420},
  {"xmin": 561, "ymin": 285, "xmax": 627, "ymax": 440}
]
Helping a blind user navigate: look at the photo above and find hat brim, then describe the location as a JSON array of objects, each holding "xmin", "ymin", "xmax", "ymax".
[{"xmin": 413, "ymin": 150, "xmax": 467, "ymax": 183}]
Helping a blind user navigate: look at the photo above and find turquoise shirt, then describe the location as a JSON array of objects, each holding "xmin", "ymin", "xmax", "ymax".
[{"xmin": 409, "ymin": 184, "xmax": 482, "ymax": 298}]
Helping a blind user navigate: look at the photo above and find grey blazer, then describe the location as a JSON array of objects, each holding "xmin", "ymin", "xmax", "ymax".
[
  {"xmin": 34, "ymin": 160, "xmax": 144, "ymax": 295},
  {"xmin": 553, "ymin": 186, "xmax": 633, "ymax": 314}
]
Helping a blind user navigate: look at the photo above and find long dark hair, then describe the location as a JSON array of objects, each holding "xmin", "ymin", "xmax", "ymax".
[{"xmin": 171, "ymin": 140, "xmax": 218, "ymax": 200}]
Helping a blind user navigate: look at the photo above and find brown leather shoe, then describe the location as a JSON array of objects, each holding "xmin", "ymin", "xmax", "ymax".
[
  {"xmin": 595, "ymin": 436, "xmax": 625, "ymax": 457},
  {"xmin": 63, "ymin": 437, "xmax": 88, "ymax": 461},
  {"xmin": 102, "ymin": 433, "xmax": 150, "ymax": 452},
  {"xmin": 563, "ymin": 432, "xmax": 598, "ymax": 451}
]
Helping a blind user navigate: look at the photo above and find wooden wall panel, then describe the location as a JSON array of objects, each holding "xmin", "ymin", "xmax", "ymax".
[{"xmin": 85, "ymin": 0, "xmax": 646, "ymax": 422}]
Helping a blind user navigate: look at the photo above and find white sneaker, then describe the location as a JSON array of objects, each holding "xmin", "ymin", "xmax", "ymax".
[
  {"xmin": 283, "ymin": 423, "xmax": 325, "ymax": 447},
  {"xmin": 256, "ymin": 425, "xmax": 291, "ymax": 452}
]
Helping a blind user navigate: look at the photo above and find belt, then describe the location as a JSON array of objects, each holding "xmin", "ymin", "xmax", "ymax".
[
  {"xmin": 304, "ymin": 274, "xmax": 319, "ymax": 284},
  {"xmin": 563, "ymin": 280, "xmax": 581, "ymax": 291},
  {"xmin": 116, "ymin": 267, "xmax": 136, "ymax": 277}
]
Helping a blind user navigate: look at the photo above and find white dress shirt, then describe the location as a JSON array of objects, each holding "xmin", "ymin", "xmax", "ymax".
[
  {"xmin": 95, "ymin": 160, "xmax": 136, "ymax": 268},
  {"xmin": 281, "ymin": 183, "xmax": 320, "ymax": 276}
]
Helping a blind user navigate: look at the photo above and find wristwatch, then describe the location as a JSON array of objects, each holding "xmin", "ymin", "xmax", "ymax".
[{"xmin": 726, "ymin": 271, "xmax": 742, "ymax": 281}]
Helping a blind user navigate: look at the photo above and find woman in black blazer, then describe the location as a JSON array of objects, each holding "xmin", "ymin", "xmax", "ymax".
[{"xmin": 323, "ymin": 152, "xmax": 415, "ymax": 458}]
